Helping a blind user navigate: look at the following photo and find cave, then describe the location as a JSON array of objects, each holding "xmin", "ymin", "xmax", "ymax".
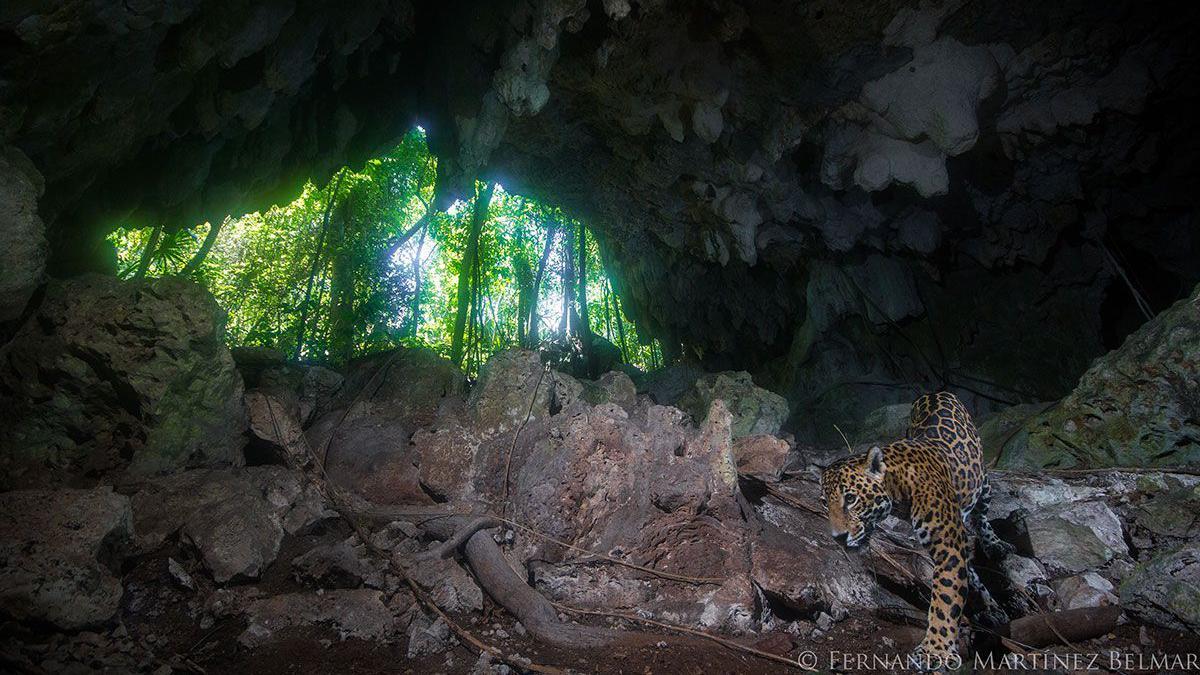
[{"xmin": 2, "ymin": 1, "xmax": 1200, "ymax": 673}]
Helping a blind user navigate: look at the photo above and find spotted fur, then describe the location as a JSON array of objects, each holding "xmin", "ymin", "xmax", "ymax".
[{"xmin": 820, "ymin": 392, "xmax": 1015, "ymax": 668}]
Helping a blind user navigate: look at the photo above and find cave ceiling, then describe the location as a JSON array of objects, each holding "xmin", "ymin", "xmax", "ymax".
[{"xmin": 3, "ymin": 0, "xmax": 1199, "ymax": 435}]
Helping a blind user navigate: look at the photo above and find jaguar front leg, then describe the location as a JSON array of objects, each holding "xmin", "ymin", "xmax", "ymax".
[{"xmin": 909, "ymin": 511, "xmax": 968, "ymax": 672}]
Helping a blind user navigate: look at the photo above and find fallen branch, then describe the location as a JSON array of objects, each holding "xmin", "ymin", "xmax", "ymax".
[{"xmin": 1006, "ymin": 606, "xmax": 1123, "ymax": 648}]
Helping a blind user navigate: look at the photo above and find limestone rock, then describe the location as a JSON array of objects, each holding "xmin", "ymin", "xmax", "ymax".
[
  {"xmin": 1120, "ymin": 547, "xmax": 1200, "ymax": 633},
  {"xmin": 414, "ymin": 423, "xmax": 480, "ymax": 502},
  {"xmin": 1011, "ymin": 285, "xmax": 1200, "ymax": 468},
  {"xmin": 508, "ymin": 399, "xmax": 754, "ymax": 631},
  {"xmin": 0, "ymin": 275, "xmax": 247, "ymax": 487},
  {"xmin": 409, "ymin": 558, "xmax": 484, "ymax": 614},
  {"xmin": 1021, "ymin": 501, "xmax": 1129, "ymax": 575},
  {"xmin": 582, "ymin": 370, "xmax": 637, "ymax": 410},
  {"xmin": 292, "ymin": 537, "xmax": 379, "ymax": 589},
  {"xmin": 0, "ymin": 146, "xmax": 46, "ymax": 322},
  {"xmin": 468, "ymin": 349, "xmax": 577, "ymax": 432},
  {"xmin": 245, "ymin": 388, "xmax": 307, "ymax": 466},
  {"xmin": 306, "ymin": 346, "xmax": 465, "ymax": 502},
  {"xmin": 855, "ymin": 402, "xmax": 913, "ymax": 444},
  {"xmin": 1054, "ymin": 572, "xmax": 1118, "ymax": 610},
  {"xmin": 733, "ymin": 434, "xmax": 791, "ymax": 480},
  {"xmin": 680, "ymin": 371, "xmax": 788, "ymax": 439},
  {"xmin": 0, "ymin": 487, "xmax": 132, "ymax": 629},
  {"xmin": 131, "ymin": 467, "xmax": 326, "ymax": 583},
  {"xmin": 239, "ymin": 590, "xmax": 397, "ymax": 648}
]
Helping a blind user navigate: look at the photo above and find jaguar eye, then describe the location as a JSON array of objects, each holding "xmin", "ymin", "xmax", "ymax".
[{"xmin": 843, "ymin": 493, "xmax": 858, "ymax": 507}]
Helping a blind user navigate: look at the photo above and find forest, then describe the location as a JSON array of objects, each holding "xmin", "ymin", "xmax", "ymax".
[{"xmin": 108, "ymin": 129, "xmax": 662, "ymax": 378}]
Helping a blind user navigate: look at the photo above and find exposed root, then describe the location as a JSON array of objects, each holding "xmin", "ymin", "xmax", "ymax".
[
  {"xmin": 463, "ymin": 530, "xmax": 622, "ymax": 649},
  {"xmin": 264, "ymin": 402, "xmax": 565, "ymax": 674},
  {"xmin": 356, "ymin": 500, "xmax": 723, "ymax": 585}
]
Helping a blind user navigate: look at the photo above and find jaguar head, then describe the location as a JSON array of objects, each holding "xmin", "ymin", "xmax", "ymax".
[{"xmin": 820, "ymin": 446, "xmax": 893, "ymax": 549}]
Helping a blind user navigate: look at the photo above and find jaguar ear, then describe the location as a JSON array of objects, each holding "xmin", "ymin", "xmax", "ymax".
[{"xmin": 866, "ymin": 446, "xmax": 886, "ymax": 480}]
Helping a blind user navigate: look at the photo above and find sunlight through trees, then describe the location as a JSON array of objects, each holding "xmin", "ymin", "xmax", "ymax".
[{"xmin": 108, "ymin": 129, "xmax": 662, "ymax": 376}]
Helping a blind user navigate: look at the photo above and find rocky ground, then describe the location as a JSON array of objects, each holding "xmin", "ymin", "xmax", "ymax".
[{"xmin": 2, "ymin": 278, "xmax": 1199, "ymax": 674}]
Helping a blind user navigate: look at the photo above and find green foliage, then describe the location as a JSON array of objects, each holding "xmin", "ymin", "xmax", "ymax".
[{"xmin": 108, "ymin": 128, "xmax": 663, "ymax": 376}]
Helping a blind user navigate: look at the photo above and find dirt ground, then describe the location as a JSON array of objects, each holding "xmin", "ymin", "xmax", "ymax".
[{"xmin": 5, "ymin": 522, "xmax": 1197, "ymax": 675}]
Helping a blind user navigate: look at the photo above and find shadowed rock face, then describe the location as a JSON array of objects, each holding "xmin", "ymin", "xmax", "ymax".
[{"xmin": 3, "ymin": 1, "xmax": 1200, "ymax": 435}]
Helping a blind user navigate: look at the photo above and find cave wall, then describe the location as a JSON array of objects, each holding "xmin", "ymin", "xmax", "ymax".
[{"xmin": 3, "ymin": 0, "xmax": 1199, "ymax": 439}]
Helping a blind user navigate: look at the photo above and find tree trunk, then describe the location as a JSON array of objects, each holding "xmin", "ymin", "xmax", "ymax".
[
  {"xmin": 613, "ymin": 290, "xmax": 630, "ymax": 363},
  {"xmin": 382, "ymin": 156, "xmax": 437, "ymax": 262},
  {"xmin": 450, "ymin": 181, "xmax": 495, "ymax": 366},
  {"xmin": 528, "ymin": 222, "xmax": 557, "ymax": 346},
  {"xmin": 294, "ymin": 169, "xmax": 346, "ymax": 360},
  {"xmin": 133, "ymin": 224, "xmax": 163, "ymax": 280},
  {"xmin": 329, "ymin": 198, "xmax": 357, "ymax": 365},
  {"xmin": 180, "ymin": 217, "xmax": 226, "ymax": 276},
  {"xmin": 577, "ymin": 222, "xmax": 590, "ymax": 340},
  {"xmin": 382, "ymin": 210, "xmax": 433, "ymax": 262},
  {"xmin": 514, "ymin": 254, "xmax": 532, "ymax": 346},
  {"xmin": 602, "ymin": 279, "xmax": 613, "ymax": 338},
  {"xmin": 409, "ymin": 228, "xmax": 427, "ymax": 337},
  {"xmin": 560, "ymin": 224, "xmax": 576, "ymax": 336}
]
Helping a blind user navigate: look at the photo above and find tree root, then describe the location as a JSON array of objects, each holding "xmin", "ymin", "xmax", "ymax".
[{"xmin": 463, "ymin": 529, "xmax": 622, "ymax": 649}]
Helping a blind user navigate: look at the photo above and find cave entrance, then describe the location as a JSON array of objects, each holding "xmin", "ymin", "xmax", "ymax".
[{"xmin": 106, "ymin": 127, "xmax": 663, "ymax": 378}]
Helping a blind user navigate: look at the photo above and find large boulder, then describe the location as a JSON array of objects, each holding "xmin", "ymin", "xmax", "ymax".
[
  {"xmin": 1003, "ymin": 284, "xmax": 1200, "ymax": 468},
  {"xmin": 1019, "ymin": 501, "xmax": 1129, "ymax": 575},
  {"xmin": 0, "ymin": 146, "xmax": 47, "ymax": 323},
  {"xmin": 467, "ymin": 349, "xmax": 581, "ymax": 433},
  {"xmin": 0, "ymin": 275, "xmax": 247, "ymax": 487},
  {"xmin": 509, "ymin": 400, "xmax": 757, "ymax": 632},
  {"xmin": 1120, "ymin": 547, "xmax": 1200, "ymax": 633},
  {"xmin": 679, "ymin": 371, "xmax": 789, "ymax": 439},
  {"xmin": 853, "ymin": 402, "xmax": 913, "ymax": 444},
  {"xmin": 131, "ymin": 467, "xmax": 330, "ymax": 583},
  {"xmin": 306, "ymin": 347, "xmax": 465, "ymax": 501},
  {"xmin": 0, "ymin": 487, "xmax": 132, "ymax": 629}
]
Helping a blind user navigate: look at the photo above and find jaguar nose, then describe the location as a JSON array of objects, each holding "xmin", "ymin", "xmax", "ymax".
[{"xmin": 833, "ymin": 532, "xmax": 848, "ymax": 547}]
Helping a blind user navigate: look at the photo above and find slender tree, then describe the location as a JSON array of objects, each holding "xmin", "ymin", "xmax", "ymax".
[
  {"xmin": 180, "ymin": 217, "xmax": 227, "ymax": 276},
  {"xmin": 329, "ymin": 197, "xmax": 357, "ymax": 364},
  {"xmin": 527, "ymin": 222, "xmax": 558, "ymax": 346},
  {"xmin": 577, "ymin": 222, "xmax": 590, "ymax": 340},
  {"xmin": 294, "ymin": 169, "xmax": 346, "ymax": 359},
  {"xmin": 133, "ymin": 223, "xmax": 163, "ymax": 280},
  {"xmin": 409, "ymin": 227, "xmax": 427, "ymax": 336},
  {"xmin": 613, "ymin": 289, "xmax": 630, "ymax": 363},
  {"xmin": 514, "ymin": 253, "xmax": 532, "ymax": 345},
  {"xmin": 560, "ymin": 224, "xmax": 576, "ymax": 336},
  {"xmin": 450, "ymin": 181, "xmax": 495, "ymax": 366}
]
